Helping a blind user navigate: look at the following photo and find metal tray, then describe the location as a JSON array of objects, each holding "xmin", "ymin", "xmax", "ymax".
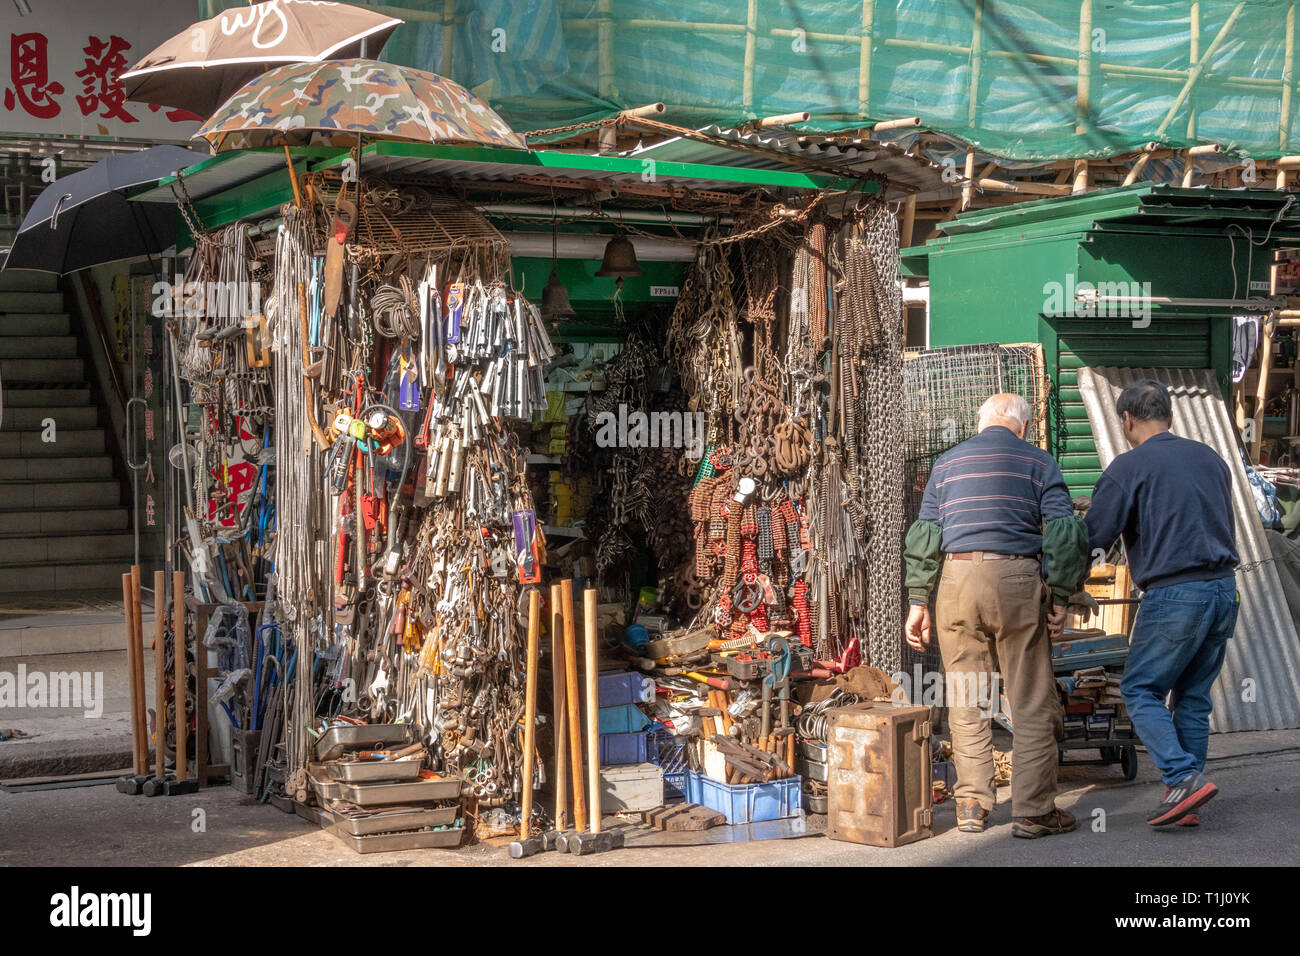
[
  {"xmin": 799, "ymin": 757, "xmax": 828, "ymax": 783},
  {"xmin": 308, "ymin": 766, "xmax": 343, "ymax": 803},
  {"xmin": 314, "ymin": 723, "xmax": 414, "ymax": 762},
  {"xmin": 326, "ymin": 803, "xmax": 459, "ymax": 836},
  {"xmin": 801, "ymin": 740, "xmax": 828, "ymax": 761},
  {"xmin": 334, "ymin": 824, "xmax": 464, "ymax": 854},
  {"xmin": 337, "ymin": 776, "xmax": 463, "ymax": 807},
  {"xmin": 322, "ymin": 758, "xmax": 424, "ymax": 783}
]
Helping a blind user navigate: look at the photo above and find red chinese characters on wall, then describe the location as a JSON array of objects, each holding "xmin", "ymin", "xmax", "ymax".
[
  {"xmin": 4, "ymin": 31, "xmax": 199, "ymax": 124},
  {"xmin": 4, "ymin": 32, "xmax": 63, "ymax": 119}
]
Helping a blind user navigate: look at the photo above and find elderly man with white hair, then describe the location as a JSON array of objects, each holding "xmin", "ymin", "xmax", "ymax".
[{"xmin": 903, "ymin": 393, "xmax": 1089, "ymax": 839}]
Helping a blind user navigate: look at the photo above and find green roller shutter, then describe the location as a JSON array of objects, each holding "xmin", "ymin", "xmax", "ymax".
[{"xmin": 1053, "ymin": 316, "xmax": 1211, "ymax": 496}]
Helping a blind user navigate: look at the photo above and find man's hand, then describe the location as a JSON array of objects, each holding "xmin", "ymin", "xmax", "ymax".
[
  {"xmin": 1067, "ymin": 590, "xmax": 1100, "ymax": 621},
  {"xmin": 905, "ymin": 604, "xmax": 932, "ymax": 651},
  {"xmin": 1046, "ymin": 603, "xmax": 1067, "ymax": 641}
]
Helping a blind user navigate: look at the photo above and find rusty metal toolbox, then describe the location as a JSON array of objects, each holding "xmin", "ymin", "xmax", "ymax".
[
  {"xmin": 313, "ymin": 723, "xmax": 414, "ymax": 762},
  {"xmin": 321, "ymin": 757, "xmax": 424, "ymax": 783},
  {"xmin": 326, "ymin": 802, "xmax": 459, "ymax": 836},
  {"xmin": 333, "ymin": 821, "xmax": 465, "ymax": 854},
  {"xmin": 825, "ymin": 702, "xmax": 933, "ymax": 848},
  {"xmin": 337, "ymin": 776, "xmax": 463, "ymax": 807}
]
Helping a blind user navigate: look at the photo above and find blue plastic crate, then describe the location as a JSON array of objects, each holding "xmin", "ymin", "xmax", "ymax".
[
  {"xmin": 650, "ymin": 727, "xmax": 689, "ymax": 801},
  {"xmin": 599, "ymin": 731, "xmax": 650, "ymax": 765},
  {"xmin": 685, "ymin": 770, "xmax": 802, "ymax": 825},
  {"xmin": 598, "ymin": 703, "xmax": 651, "ymax": 734},
  {"xmin": 598, "ymin": 672, "xmax": 655, "ymax": 707}
]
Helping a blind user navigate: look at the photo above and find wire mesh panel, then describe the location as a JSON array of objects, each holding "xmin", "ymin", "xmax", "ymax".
[{"xmin": 900, "ymin": 342, "xmax": 1050, "ymax": 677}]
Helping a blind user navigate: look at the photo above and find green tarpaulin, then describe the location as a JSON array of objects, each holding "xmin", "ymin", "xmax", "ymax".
[{"xmin": 204, "ymin": 1, "xmax": 1300, "ymax": 161}]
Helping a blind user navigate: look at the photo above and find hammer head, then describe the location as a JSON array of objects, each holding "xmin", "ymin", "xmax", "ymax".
[
  {"xmin": 553, "ymin": 829, "xmax": 576, "ymax": 853},
  {"xmin": 508, "ymin": 836, "xmax": 546, "ymax": 859},
  {"xmin": 115, "ymin": 774, "xmax": 148, "ymax": 795},
  {"xmin": 569, "ymin": 828, "xmax": 625, "ymax": 856}
]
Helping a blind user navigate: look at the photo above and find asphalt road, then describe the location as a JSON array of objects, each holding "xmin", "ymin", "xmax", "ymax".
[{"xmin": 1, "ymin": 731, "xmax": 1295, "ymax": 867}]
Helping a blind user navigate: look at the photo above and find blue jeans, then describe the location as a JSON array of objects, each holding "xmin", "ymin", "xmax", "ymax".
[{"xmin": 1121, "ymin": 577, "xmax": 1239, "ymax": 787}]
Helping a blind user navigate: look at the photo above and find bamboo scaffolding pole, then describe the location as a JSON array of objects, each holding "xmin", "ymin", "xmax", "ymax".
[
  {"xmin": 1073, "ymin": 158, "xmax": 1090, "ymax": 193},
  {"xmin": 961, "ymin": 148, "xmax": 975, "ymax": 210},
  {"xmin": 975, "ymin": 178, "xmax": 1073, "ymax": 196},
  {"xmin": 597, "ymin": 0, "xmax": 616, "ymax": 100},
  {"xmin": 1076, "ymin": 0, "xmax": 1093, "ymax": 136},
  {"xmin": 859, "ymin": 0, "xmax": 875, "ymax": 115},
  {"xmin": 743, "ymin": 0, "xmax": 758, "ymax": 114},
  {"xmin": 869, "ymin": 116, "xmax": 921, "ymax": 133},
  {"xmin": 756, "ymin": 112, "xmax": 809, "ymax": 128},
  {"xmin": 1252, "ymin": 319, "xmax": 1276, "ymax": 461},
  {"xmin": 968, "ymin": 0, "xmax": 985, "ymax": 128},
  {"xmin": 901, "ymin": 193, "xmax": 916, "ymax": 248},
  {"xmin": 1154, "ymin": 1, "xmax": 1248, "ymax": 139},
  {"xmin": 1123, "ymin": 142, "xmax": 1161, "ymax": 186},
  {"xmin": 1188, "ymin": 1, "xmax": 1200, "ymax": 139},
  {"xmin": 1284, "ymin": 3, "xmax": 1297, "ymax": 152},
  {"xmin": 441, "ymin": 0, "xmax": 455, "ymax": 79}
]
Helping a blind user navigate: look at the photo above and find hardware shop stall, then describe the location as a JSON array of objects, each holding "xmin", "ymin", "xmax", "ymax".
[{"xmin": 141, "ymin": 138, "xmax": 924, "ymax": 853}]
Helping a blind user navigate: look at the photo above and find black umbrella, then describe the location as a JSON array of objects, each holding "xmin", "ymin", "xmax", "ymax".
[{"xmin": 3, "ymin": 145, "xmax": 205, "ymax": 275}]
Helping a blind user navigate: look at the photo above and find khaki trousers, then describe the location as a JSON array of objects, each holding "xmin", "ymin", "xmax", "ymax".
[{"xmin": 935, "ymin": 554, "xmax": 1061, "ymax": 818}]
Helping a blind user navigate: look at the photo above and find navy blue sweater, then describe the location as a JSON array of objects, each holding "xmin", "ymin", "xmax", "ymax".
[
  {"xmin": 1085, "ymin": 431, "xmax": 1238, "ymax": 591},
  {"xmin": 917, "ymin": 426, "xmax": 1076, "ymax": 554}
]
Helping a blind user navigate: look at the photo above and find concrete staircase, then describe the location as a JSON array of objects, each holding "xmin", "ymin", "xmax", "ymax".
[{"xmin": 0, "ymin": 266, "xmax": 133, "ymax": 594}]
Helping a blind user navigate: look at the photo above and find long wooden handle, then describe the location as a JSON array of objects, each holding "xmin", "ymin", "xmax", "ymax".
[
  {"xmin": 561, "ymin": 579, "xmax": 586, "ymax": 832},
  {"xmin": 550, "ymin": 583, "xmax": 568, "ymax": 829},
  {"xmin": 583, "ymin": 588, "xmax": 600, "ymax": 834},
  {"xmin": 154, "ymin": 571, "xmax": 166, "ymax": 780},
  {"xmin": 173, "ymin": 572, "xmax": 187, "ymax": 782},
  {"xmin": 520, "ymin": 589, "xmax": 541, "ymax": 839},
  {"xmin": 130, "ymin": 566, "xmax": 147, "ymax": 773},
  {"xmin": 122, "ymin": 573, "xmax": 143, "ymax": 776}
]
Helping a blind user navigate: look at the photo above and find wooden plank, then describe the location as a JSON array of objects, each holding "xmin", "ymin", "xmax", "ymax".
[{"xmin": 1, "ymin": 767, "xmax": 134, "ymax": 788}]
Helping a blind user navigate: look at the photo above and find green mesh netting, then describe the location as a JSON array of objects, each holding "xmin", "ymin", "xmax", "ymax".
[{"xmin": 204, "ymin": 0, "xmax": 1300, "ymax": 161}]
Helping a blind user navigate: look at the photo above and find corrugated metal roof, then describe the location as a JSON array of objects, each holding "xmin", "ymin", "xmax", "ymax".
[
  {"xmin": 625, "ymin": 125, "xmax": 946, "ymax": 200},
  {"xmin": 1078, "ymin": 366, "xmax": 1300, "ymax": 733}
]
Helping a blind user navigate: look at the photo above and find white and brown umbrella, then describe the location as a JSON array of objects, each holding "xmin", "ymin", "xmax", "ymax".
[{"xmin": 121, "ymin": 0, "xmax": 403, "ymax": 119}]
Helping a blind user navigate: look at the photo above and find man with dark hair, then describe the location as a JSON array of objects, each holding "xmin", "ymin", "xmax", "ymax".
[
  {"xmin": 1086, "ymin": 379, "xmax": 1239, "ymax": 827},
  {"xmin": 904, "ymin": 393, "xmax": 1089, "ymax": 839}
]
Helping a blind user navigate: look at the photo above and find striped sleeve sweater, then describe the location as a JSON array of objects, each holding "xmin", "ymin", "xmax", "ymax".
[{"xmin": 904, "ymin": 425, "xmax": 1088, "ymax": 605}]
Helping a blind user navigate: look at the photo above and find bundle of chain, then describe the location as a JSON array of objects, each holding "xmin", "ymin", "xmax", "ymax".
[
  {"xmin": 585, "ymin": 334, "xmax": 658, "ymax": 419},
  {"xmin": 853, "ymin": 202, "xmax": 905, "ymax": 677}
]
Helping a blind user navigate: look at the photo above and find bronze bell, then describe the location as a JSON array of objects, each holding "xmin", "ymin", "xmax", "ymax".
[
  {"xmin": 540, "ymin": 267, "xmax": 575, "ymax": 318},
  {"xmin": 595, "ymin": 234, "xmax": 643, "ymax": 277}
]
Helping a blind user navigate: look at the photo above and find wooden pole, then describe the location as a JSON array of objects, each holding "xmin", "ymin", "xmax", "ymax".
[
  {"xmin": 122, "ymin": 573, "xmax": 144, "ymax": 776},
  {"xmin": 520, "ymin": 589, "xmax": 541, "ymax": 839},
  {"xmin": 153, "ymin": 571, "xmax": 166, "ymax": 780},
  {"xmin": 1252, "ymin": 319, "xmax": 1276, "ymax": 462},
  {"xmin": 130, "ymin": 566, "xmax": 147, "ymax": 773},
  {"xmin": 173, "ymin": 571, "xmax": 187, "ymax": 782},
  {"xmin": 550, "ymin": 583, "xmax": 568, "ymax": 829},
  {"xmin": 583, "ymin": 588, "xmax": 600, "ymax": 833},
  {"xmin": 561, "ymin": 580, "xmax": 586, "ymax": 832}
]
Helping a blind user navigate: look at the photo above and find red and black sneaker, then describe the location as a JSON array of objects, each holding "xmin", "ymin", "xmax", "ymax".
[
  {"xmin": 1149, "ymin": 772, "xmax": 1218, "ymax": 826},
  {"xmin": 1163, "ymin": 788, "xmax": 1200, "ymax": 826}
]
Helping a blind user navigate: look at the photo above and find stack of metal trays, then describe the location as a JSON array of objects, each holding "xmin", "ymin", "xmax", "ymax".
[
  {"xmin": 324, "ymin": 803, "xmax": 465, "ymax": 853},
  {"xmin": 798, "ymin": 741, "xmax": 829, "ymax": 814},
  {"xmin": 313, "ymin": 723, "xmax": 414, "ymax": 762}
]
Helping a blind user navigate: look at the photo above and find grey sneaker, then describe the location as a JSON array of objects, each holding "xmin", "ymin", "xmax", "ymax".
[{"xmin": 1149, "ymin": 772, "xmax": 1218, "ymax": 826}]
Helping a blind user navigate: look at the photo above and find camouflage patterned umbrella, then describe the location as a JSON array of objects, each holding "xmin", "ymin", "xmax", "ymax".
[{"xmin": 194, "ymin": 59, "xmax": 527, "ymax": 152}]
